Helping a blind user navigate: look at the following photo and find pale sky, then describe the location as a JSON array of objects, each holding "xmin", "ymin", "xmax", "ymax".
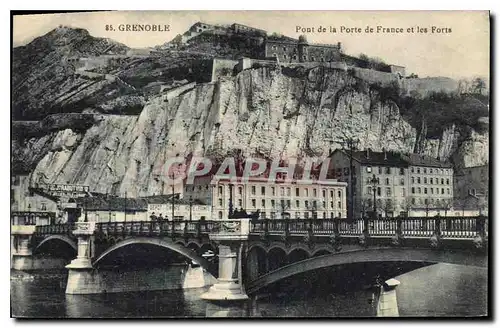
[{"xmin": 13, "ymin": 11, "xmax": 489, "ymax": 79}]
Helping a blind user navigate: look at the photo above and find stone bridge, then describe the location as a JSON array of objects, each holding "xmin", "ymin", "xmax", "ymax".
[{"xmin": 11, "ymin": 216, "xmax": 488, "ymax": 302}]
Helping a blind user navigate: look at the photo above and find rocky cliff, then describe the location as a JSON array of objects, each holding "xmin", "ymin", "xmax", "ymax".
[
  {"xmin": 12, "ymin": 27, "xmax": 489, "ymax": 197},
  {"xmin": 14, "ymin": 64, "xmax": 487, "ymax": 197}
]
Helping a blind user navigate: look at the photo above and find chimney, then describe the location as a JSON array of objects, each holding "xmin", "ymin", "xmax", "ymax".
[
  {"xmin": 366, "ymin": 148, "xmax": 370, "ymax": 159},
  {"xmin": 383, "ymin": 148, "xmax": 387, "ymax": 160}
]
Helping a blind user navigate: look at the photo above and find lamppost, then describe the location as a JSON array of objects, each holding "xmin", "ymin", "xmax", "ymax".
[
  {"xmin": 189, "ymin": 195, "xmax": 193, "ymax": 221},
  {"xmin": 339, "ymin": 137, "xmax": 360, "ymax": 220},
  {"xmin": 369, "ymin": 174, "xmax": 380, "ymax": 219},
  {"xmin": 170, "ymin": 171, "xmax": 175, "ymax": 221},
  {"xmin": 228, "ymin": 183, "xmax": 234, "ymax": 219}
]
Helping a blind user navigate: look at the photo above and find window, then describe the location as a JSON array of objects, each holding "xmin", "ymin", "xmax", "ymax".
[
  {"xmin": 283, "ymin": 46, "xmax": 287, "ymax": 51},
  {"xmin": 287, "ymin": 187, "xmax": 291, "ymax": 196},
  {"xmin": 385, "ymin": 178, "xmax": 390, "ymax": 185},
  {"xmin": 284, "ymin": 54, "xmax": 287, "ymax": 60},
  {"xmin": 430, "ymin": 178, "xmax": 433, "ymax": 184},
  {"xmin": 261, "ymin": 186, "xmax": 266, "ymax": 195},
  {"xmin": 424, "ymin": 188, "xmax": 428, "ymax": 194},
  {"xmin": 281, "ymin": 199, "xmax": 285, "ymax": 208},
  {"xmin": 441, "ymin": 188, "xmax": 445, "ymax": 194},
  {"xmin": 417, "ymin": 168, "xmax": 421, "ymax": 174},
  {"xmin": 322, "ymin": 189, "xmax": 326, "ymax": 198},
  {"xmin": 411, "ymin": 198, "xmax": 416, "ymax": 205},
  {"xmin": 296, "ymin": 188, "xmax": 300, "ymax": 196},
  {"xmin": 295, "ymin": 200, "xmax": 300, "ymax": 208},
  {"xmin": 218, "ymin": 211, "xmax": 223, "ymax": 220},
  {"xmin": 251, "ymin": 186, "xmax": 256, "ymax": 195},
  {"xmin": 330, "ymin": 190, "xmax": 334, "ymax": 198},
  {"xmin": 411, "ymin": 167, "xmax": 414, "ymax": 173},
  {"xmin": 238, "ymin": 199, "xmax": 243, "ymax": 207},
  {"xmin": 344, "ymin": 167, "xmax": 350, "ymax": 175},
  {"xmin": 311, "ymin": 56, "xmax": 315, "ymax": 61},
  {"xmin": 417, "ymin": 177, "xmax": 421, "ymax": 184},
  {"xmin": 251, "ymin": 199, "xmax": 256, "ymax": 208},
  {"xmin": 338, "ymin": 201, "xmax": 342, "ymax": 208},
  {"xmin": 271, "ymin": 187, "xmax": 275, "ymax": 196},
  {"xmin": 412, "ymin": 177, "xmax": 415, "ymax": 184},
  {"xmin": 313, "ymin": 200, "xmax": 317, "ymax": 208},
  {"xmin": 330, "ymin": 201, "xmax": 334, "ymax": 208},
  {"xmin": 386, "ymin": 187, "xmax": 392, "ymax": 197},
  {"xmin": 338, "ymin": 190, "xmax": 342, "ymax": 198},
  {"xmin": 366, "ymin": 166, "xmax": 372, "ymax": 173},
  {"xmin": 271, "ymin": 200, "xmax": 275, "ymax": 208},
  {"xmin": 271, "ymin": 212, "xmax": 276, "ymax": 219},
  {"xmin": 305, "ymin": 189, "xmax": 309, "ymax": 197},
  {"xmin": 40, "ymin": 203, "xmax": 47, "ymax": 211},
  {"xmin": 418, "ymin": 187, "xmax": 421, "ymax": 194},
  {"xmin": 447, "ymin": 188, "xmax": 450, "ymax": 195},
  {"xmin": 218, "ymin": 186, "xmax": 223, "ymax": 196},
  {"xmin": 377, "ymin": 187, "xmax": 381, "ymax": 196},
  {"xmin": 293, "ymin": 55, "xmax": 297, "ymax": 60},
  {"xmin": 238, "ymin": 186, "xmax": 243, "ymax": 195},
  {"xmin": 367, "ymin": 187, "xmax": 372, "ymax": 194},
  {"xmin": 322, "ymin": 201, "xmax": 326, "ymax": 208},
  {"xmin": 430, "ymin": 168, "xmax": 433, "ymax": 174},
  {"xmin": 424, "ymin": 177, "xmax": 427, "ymax": 184},
  {"xmin": 411, "ymin": 187, "xmax": 415, "ymax": 194},
  {"xmin": 446, "ymin": 179, "xmax": 450, "ymax": 185},
  {"xmin": 272, "ymin": 45, "xmax": 276, "ymax": 50},
  {"xmin": 305, "ymin": 200, "xmax": 309, "ymax": 208},
  {"xmin": 378, "ymin": 167, "xmax": 383, "ymax": 174},
  {"xmin": 401, "ymin": 188, "xmax": 406, "ymax": 197},
  {"xmin": 261, "ymin": 199, "xmax": 265, "ymax": 207},
  {"xmin": 218, "ymin": 198, "xmax": 223, "ymax": 206},
  {"xmin": 313, "ymin": 189, "xmax": 317, "ymax": 197},
  {"xmin": 399, "ymin": 168, "xmax": 405, "ymax": 175},
  {"xmin": 385, "ymin": 167, "xmax": 391, "ymax": 174},
  {"xmin": 441, "ymin": 178, "xmax": 444, "ymax": 185},
  {"xmin": 400, "ymin": 178, "xmax": 405, "ymax": 185},
  {"xmin": 287, "ymin": 200, "xmax": 291, "ymax": 208},
  {"xmin": 303, "ymin": 55, "xmax": 307, "ymax": 61},
  {"xmin": 424, "ymin": 168, "xmax": 427, "ymax": 174},
  {"xmin": 280, "ymin": 187, "xmax": 285, "ymax": 196}
]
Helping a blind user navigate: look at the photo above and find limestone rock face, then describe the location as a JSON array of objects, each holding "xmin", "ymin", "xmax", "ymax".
[{"xmin": 23, "ymin": 66, "xmax": 488, "ymax": 197}]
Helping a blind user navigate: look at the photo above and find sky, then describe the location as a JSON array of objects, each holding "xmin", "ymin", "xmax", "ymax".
[{"xmin": 12, "ymin": 11, "xmax": 490, "ymax": 79}]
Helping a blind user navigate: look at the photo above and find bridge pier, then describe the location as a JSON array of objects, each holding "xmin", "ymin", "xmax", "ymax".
[
  {"xmin": 65, "ymin": 222, "xmax": 95, "ymax": 294},
  {"xmin": 201, "ymin": 219, "xmax": 250, "ymax": 302},
  {"xmin": 377, "ymin": 278, "xmax": 401, "ymax": 317},
  {"xmin": 11, "ymin": 225, "xmax": 35, "ymax": 271}
]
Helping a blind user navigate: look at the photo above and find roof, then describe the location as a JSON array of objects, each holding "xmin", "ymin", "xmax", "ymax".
[
  {"xmin": 75, "ymin": 194, "xmax": 182, "ymax": 211},
  {"xmin": 331, "ymin": 149, "xmax": 452, "ymax": 168},
  {"xmin": 401, "ymin": 153, "xmax": 453, "ymax": 168},
  {"xmin": 334, "ymin": 149, "xmax": 409, "ymax": 167}
]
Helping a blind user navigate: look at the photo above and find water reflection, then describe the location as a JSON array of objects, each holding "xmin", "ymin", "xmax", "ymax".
[{"xmin": 11, "ymin": 263, "xmax": 487, "ymax": 318}]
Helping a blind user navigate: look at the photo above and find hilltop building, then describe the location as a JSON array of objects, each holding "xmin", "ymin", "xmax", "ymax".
[{"xmin": 265, "ymin": 35, "xmax": 342, "ymax": 63}]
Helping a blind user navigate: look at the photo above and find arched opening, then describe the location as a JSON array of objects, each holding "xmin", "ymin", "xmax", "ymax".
[
  {"xmin": 312, "ymin": 249, "xmax": 332, "ymax": 257},
  {"xmin": 246, "ymin": 246, "xmax": 267, "ymax": 282},
  {"xmin": 268, "ymin": 247, "xmax": 287, "ymax": 271},
  {"xmin": 32, "ymin": 237, "xmax": 77, "ymax": 264},
  {"xmin": 287, "ymin": 248, "xmax": 309, "ymax": 265}
]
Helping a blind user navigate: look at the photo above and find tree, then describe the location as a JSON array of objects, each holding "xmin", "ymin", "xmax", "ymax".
[
  {"xmin": 356, "ymin": 197, "xmax": 372, "ymax": 219},
  {"xmin": 439, "ymin": 198, "xmax": 453, "ymax": 217},
  {"xmin": 424, "ymin": 199, "xmax": 435, "ymax": 217},
  {"xmin": 471, "ymin": 77, "xmax": 487, "ymax": 95},
  {"xmin": 378, "ymin": 199, "xmax": 395, "ymax": 218},
  {"xmin": 401, "ymin": 198, "xmax": 414, "ymax": 217},
  {"xmin": 277, "ymin": 198, "xmax": 291, "ymax": 219}
]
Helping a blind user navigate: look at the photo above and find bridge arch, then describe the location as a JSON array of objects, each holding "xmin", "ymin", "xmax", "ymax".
[
  {"xmin": 246, "ymin": 247, "xmax": 487, "ymax": 294},
  {"xmin": 34, "ymin": 235, "xmax": 77, "ymax": 253},
  {"xmin": 92, "ymin": 237, "xmax": 214, "ymax": 274}
]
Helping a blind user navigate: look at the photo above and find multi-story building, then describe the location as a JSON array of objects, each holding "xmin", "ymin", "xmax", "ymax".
[
  {"xmin": 265, "ymin": 35, "xmax": 342, "ymax": 63},
  {"xmin": 184, "ymin": 175, "xmax": 347, "ymax": 220},
  {"xmin": 453, "ymin": 164, "xmax": 489, "ymax": 215},
  {"xmin": 330, "ymin": 149, "xmax": 454, "ymax": 218}
]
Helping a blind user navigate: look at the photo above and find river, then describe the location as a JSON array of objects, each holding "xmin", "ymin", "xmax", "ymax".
[{"xmin": 11, "ymin": 263, "xmax": 487, "ymax": 318}]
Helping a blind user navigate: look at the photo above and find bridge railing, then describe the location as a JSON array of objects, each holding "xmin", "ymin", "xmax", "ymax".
[
  {"xmin": 250, "ymin": 216, "xmax": 487, "ymax": 239},
  {"xmin": 34, "ymin": 223, "xmax": 75, "ymax": 235}
]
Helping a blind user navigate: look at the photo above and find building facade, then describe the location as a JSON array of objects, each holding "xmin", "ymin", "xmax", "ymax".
[
  {"xmin": 185, "ymin": 175, "xmax": 347, "ymax": 220},
  {"xmin": 264, "ymin": 36, "xmax": 342, "ymax": 63},
  {"xmin": 453, "ymin": 164, "xmax": 488, "ymax": 215},
  {"xmin": 330, "ymin": 149, "xmax": 454, "ymax": 218}
]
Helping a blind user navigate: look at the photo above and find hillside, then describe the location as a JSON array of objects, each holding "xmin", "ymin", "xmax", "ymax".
[{"xmin": 11, "ymin": 26, "xmax": 489, "ymax": 196}]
